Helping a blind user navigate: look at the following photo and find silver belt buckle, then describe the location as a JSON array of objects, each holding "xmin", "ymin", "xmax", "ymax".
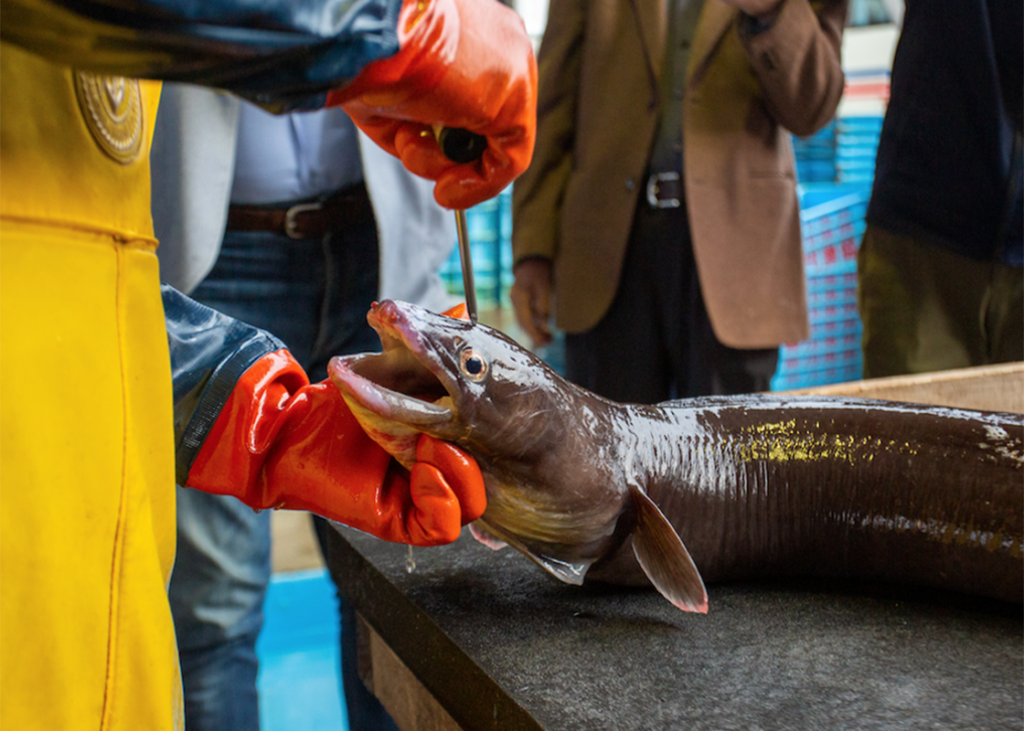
[
  {"xmin": 646, "ymin": 171, "xmax": 681, "ymax": 209},
  {"xmin": 284, "ymin": 201, "xmax": 323, "ymax": 239}
]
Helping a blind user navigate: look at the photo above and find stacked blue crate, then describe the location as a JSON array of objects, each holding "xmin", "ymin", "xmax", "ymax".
[
  {"xmin": 770, "ymin": 182, "xmax": 872, "ymax": 391},
  {"xmin": 497, "ymin": 187, "xmax": 514, "ymax": 307},
  {"xmin": 439, "ymin": 195, "xmax": 500, "ymax": 305},
  {"xmin": 440, "ymin": 187, "xmax": 513, "ymax": 309},
  {"xmin": 793, "ymin": 120, "xmax": 837, "ymax": 183},
  {"xmin": 795, "ymin": 113, "xmax": 885, "ymax": 186},
  {"xmin": 835, "ymin": 115, "xmax": 883, "ymax": 184}
]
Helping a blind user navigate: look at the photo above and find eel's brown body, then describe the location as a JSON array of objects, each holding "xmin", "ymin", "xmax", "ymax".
[
  {"xmin": 330, "ymin": 301, "xmax": 1024, "ymax": 612},
  {"xmin": 580, "ymin": 397, "xmax": 1023, "ymax": 603}
]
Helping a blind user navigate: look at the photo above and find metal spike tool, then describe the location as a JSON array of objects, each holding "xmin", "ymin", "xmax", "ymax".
[
  {"xmin": 434, "ymin": 127, "xmax": 488, "ymax": 323},
  {"xmin": 452, "ymin": 208, "xmax": 479, "ymax": 323}
]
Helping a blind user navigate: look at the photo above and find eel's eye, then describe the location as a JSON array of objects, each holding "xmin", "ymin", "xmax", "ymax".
[{"xmin": 459, "ymin": 348, "xmax": 489, "ymax": 382}]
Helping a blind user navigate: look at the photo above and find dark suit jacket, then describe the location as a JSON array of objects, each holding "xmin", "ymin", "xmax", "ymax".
[{"xmin": 512, "ymin": 0, "xmax": 847, "ymax": 347}]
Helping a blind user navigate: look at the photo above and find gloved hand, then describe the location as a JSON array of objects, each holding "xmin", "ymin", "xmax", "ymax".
[
  {"xmin": 327, "ymin": 0, "xmax": 537, "ymax": 210},
  {"xmin": 186, "ymin": 350, "xmax": 485, "ymax": 546}
]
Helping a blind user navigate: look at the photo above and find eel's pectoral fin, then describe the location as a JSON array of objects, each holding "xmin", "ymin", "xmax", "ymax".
[{"xmin": 629, "ymin": 484, "xmax": 708, "ymax": 614}]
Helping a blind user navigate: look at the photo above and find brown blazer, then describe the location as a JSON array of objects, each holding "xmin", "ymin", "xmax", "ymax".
[{"xmin": 511, "ymin": 0, "xmax": 847, "ymax": 348}]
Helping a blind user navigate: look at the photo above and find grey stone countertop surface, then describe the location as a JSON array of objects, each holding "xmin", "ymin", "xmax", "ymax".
[{"xmin": 324, "ymin": 524, "xmax": 1023, "ymax": 731}]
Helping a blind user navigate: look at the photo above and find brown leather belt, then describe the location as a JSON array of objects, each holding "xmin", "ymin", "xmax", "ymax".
[
  {"xmin": 646, "ymin": 171, "xmax": 683, "ymax": 209},
  {"xmin": 226, "ymin": 183, "xmax": 373, "ymax": 240}
]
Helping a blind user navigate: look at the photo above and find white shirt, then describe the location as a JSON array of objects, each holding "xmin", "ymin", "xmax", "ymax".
[
  {"xmin": 153, "ymin": 84, "xmax": 457, "ymax": 311},
  {"xmin": 229, "ymin": 103, "xmax": 364, "ymax": 204}
]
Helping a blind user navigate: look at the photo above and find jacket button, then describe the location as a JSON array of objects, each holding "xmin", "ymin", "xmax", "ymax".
[{"xmin": 625, "ymin": 178, "xmax": 636, "ymax": 191}]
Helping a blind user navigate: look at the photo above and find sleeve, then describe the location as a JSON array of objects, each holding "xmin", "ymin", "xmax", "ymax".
[
  {"xmin": 0, "ymin": 0, "xmax": 404, "ymax": 109},
  {"xmin": 508, "ymin": 0, "xmax": 585, "ymax": 265},
  {"xmin": 162, "ymin": 283, "xmax": 296, "ymax": 485},
  {"xmin": 738, "ymin": 0, "xmax": 848, "ymax": 137}
]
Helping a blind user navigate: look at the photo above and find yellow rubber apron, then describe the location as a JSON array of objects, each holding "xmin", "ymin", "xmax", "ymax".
[{"xmin": 1, "ymin": 43, "xmax": 182, "ymax": 731}]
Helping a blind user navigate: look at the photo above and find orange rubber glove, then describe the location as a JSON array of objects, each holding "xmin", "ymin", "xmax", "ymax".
[
  {"xmin": 186, "ymin": 350, "xmax": 485, "ymax": 546},
  {"xmin": 326, "ymin": 0, "xmax": 537, "ymax": 210}
]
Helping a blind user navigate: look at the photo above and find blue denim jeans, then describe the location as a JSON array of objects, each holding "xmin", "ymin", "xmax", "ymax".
[{"xmin": 169, "ymin": 212, "xmax": 387, "ymax": 731}]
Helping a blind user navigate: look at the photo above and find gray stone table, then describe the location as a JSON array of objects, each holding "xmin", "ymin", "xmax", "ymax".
[{"xmin": 323, "ymin": 523, "xmax": 1022, "ymax": 731}]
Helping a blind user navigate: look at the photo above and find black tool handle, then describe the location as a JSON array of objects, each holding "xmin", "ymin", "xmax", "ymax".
[{"xmin": 436, "ymin": 127, "xmax": 488, "ymax": 164}]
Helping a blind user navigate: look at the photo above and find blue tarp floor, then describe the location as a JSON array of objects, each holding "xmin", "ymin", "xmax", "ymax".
[{"xmin": 256, "ymin": 569, "xmax": 349, "ymax": 731}]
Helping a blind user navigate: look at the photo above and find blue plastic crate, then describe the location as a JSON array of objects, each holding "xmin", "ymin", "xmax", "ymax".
[
  {"xmin": 836, "ymin": 115, "xmax": 884, "ymax": 135},
  {"xmin": 442, "ymin": 186, "xmax": 514, "ymax": 309},
  {"xmin": 808, "ymin": 315, "xmax": 863, "ymax": 341},
  {"xmin": 806, "ymin": 268, "xmax": 859, "ymax": 295},
  {"xmin": 837, "ymin": 170, "xmax": 876, "ymax": 184},
  {"xmin": 796, "ymin": 160, "xmax": 837, "ymax": 183},
  {"xmin": 837, "ymin": 133, "xmax": 881, "ymax": 148},
  {"xmin": 798, "ymin": 183, "xmax": 870, "ymax": 225},
  {"xmin": 836, "ymin": 159, "xmax": 877, "ymax": 176},
  {"xmin": 792, "ymin": 121, "xmax": 837, "ymax": 183},
  {"xmin": 794, "ymin": 142, "xmax": 836, "ymax": 156},
  {"xmin": 794, "ymin": 145, "xmax": 838, "ymax": 160},
  {"xmin": 836, "ymin": 145, "xmax": 879, "ymax": 162},
  {"xmin": 808, "ymin": 297, "xmax": 861, "ymax": 326},
  {"xmin": 464, "ymin": 197, "xmax": 501, "ymax": 239},
  {"xmin": 782, "ymin": 327, "xmax": 862, "ymax": 359},
  {"xmin": 804, "ymin": 232, "xmax": 863, "ymax": 272},
  {"xmin": 777, "ymin": 345, "xmax": 861, "ymax": 372},
  {"xmin": 498, "ymin": 187, "xmax": 513, "ymax": 238},
  {"xmin": 795, "ymin": 119, "xmax": 837, "ymax": 142},
  {"xmin": 771, "ymin": 359, "xmax": 862, "ymax": 391},
  {"xmin": 440, "ymin": 249, "xmax": 500, "ymax": 306},
  {"xmin": 772, "ymin": 181, "xmax": 871, "ymax": 391},
  {"xmin": 806, "ymin": 281, "xmax": 858, "ymax": 311}
]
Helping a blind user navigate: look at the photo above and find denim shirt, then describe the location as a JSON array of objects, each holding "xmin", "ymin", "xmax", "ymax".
[
  {"xmin": 0, "ymin": 0, "xmax": 404, "ymax": 111},
  {"xmin": 163, "ymin": 284, "xmax": 285, "ymax": 485}
]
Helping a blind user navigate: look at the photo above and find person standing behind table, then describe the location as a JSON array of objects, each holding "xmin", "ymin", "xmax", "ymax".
[
  {"xmin": 0, "ymin": 0, "xmax": 537, "ymax": 729},
  {"xmin": 857, "ymin": 0, "xmax": 1023, "ymax": 378},
  {"xmin": 152, "ymin": 87, "xmax": 459, "ymax": 731},
  {"xmin": 511, "ymin": 0, "xmax": 847, "ymax": 403}
]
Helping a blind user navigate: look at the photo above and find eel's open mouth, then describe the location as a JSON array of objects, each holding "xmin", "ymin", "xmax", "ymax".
[{"xmin": 327, "ymin": 301, "xmax": 461, "ymax": 464}]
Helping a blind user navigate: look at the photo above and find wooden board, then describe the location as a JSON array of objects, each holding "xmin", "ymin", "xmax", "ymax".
[
  {"xmin": 358, "ymin": 615, "xmax": 464, "ymax": 731},
  {"xmin": 783, "ymin": 362, "xmax": 1024, "ymax": 414}
]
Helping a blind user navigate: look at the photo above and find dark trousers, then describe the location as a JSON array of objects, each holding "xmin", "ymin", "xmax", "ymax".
[
  {"xmin": 565, "ymin": 201, "xmax": 779, "ymax": 404},
  {"xmin": 858, "ymin": 223, "xmax": 1024, "ymax": 379}
]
